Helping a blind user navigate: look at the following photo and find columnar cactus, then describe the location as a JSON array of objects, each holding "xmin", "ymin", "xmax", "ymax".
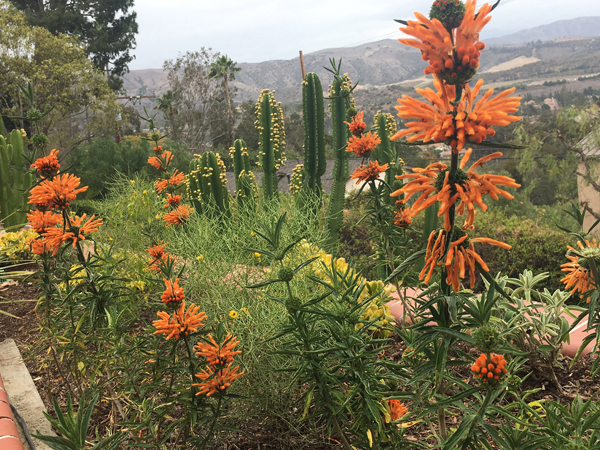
[
  {"xmin": 325, "ymin": 72, "xmax": 354, "ymax": 249},
  {"xmin": 229, "ymin": 139, "xmax": 257, "ymax": 210},
  {"xmin": 0, "ymin": 129, "xmax": 34, "ymax": 229},
  {"xmin": 301, "ymin": 73, "xmax": 326, "ymax": 198},
  {"xmin": 188, "ymin": 151, "xmax": 231, "ymax": 222},
  {"xmin": 372, "ymin": 111, "xmax": 403, "ymax": 206},
  {"xmin": 255, "ymin": 89, "xmax": 286, "ymax": 204}
]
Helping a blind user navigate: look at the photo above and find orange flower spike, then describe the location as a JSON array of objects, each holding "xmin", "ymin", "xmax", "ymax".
[
  {"xmin": 193, "ymin": 362, "xmax": 244, "ymax": 397},
  {"xmin": 163, "ymin": 194, "xmax": 182, "ymax": 209},
  {"xmin": 387, "ymin": 399, "xmax": 408, "ymax": 422},
  {"xmin": 161, "ymin": 278, "xmax": 185, "ymax": 305},
  {"xmin": 29, "ymin": 173, "xmax": 88, "ymax": 210},
  {"xmin": 152, "ymin": 310, "xmax": 180, "ymax": 340},
  {"xmin": 164, "ymin": 204, "xmax": 193, "ymax": 227},
  {"xmin": 346, "ymin": 132, "xmax": 381, "ymax": 157},
  {"xmin": 195, "ymin": 332, "xmax": 242, "ymax": 366},
  {"xmin": 31, "ymin": 149, "xmax": 60, "ymax": 178},
  {"xmin": 345, "ymin": 111, "xmax": 367, "ymax": 136},
  {"xmin": 350, "ymin": 161, "xmax": 389, "ymax": 184},
  {"xmin": 27, "ymin": 210, "xmax": 61, "ymax": 233}
]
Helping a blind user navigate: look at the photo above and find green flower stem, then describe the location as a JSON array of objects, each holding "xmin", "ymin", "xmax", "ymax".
[
  {"xmin": 183, "ymin": 334, "xmax": 198, "ymax": 401},
  {"xmin": 198, "ymin": 395, "xmax": 223, "ymax": 450}
]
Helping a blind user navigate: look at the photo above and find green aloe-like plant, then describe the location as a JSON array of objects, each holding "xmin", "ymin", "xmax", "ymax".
[
  {"xmin": 33, "ymin": 392, "xmax": 126, "ymax": 450},
  {"xmin": 188, "ymin": 151, "xmax": 231, "ymax": 222},
  {"xmin": 324, "ymin": 60, "xmax": 354, "ymax": 250},
  {"xmin": 255, "ymin": 89, "xmax": 285, "ymax": 205},
  {"xmin": 0, "ymin": 128, "xmax": 35, "ymax": 229},
  {"xmin": 230, "ymin": 139, "xmax": 258, "ymax": 211},
  {"xmin": 301, "ymin": 72, "xmax": 326, "ymax": 203}
]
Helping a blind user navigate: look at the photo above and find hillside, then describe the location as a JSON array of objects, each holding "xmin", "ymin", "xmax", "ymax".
[
  {"xmin": 121, "ymin": 16, "xmax": 600, "ymax": 115},
  {"xmin": 486, "ymin": 16, "xmax": 600, "ymax": 45}
]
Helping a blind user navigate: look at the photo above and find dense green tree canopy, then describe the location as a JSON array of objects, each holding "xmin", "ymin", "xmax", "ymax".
[
  {"xmin": 0, "ymin": 1, "xmax": 119, "ymax": 151},
  {"xmin": 9, "ymin": 0, "xmax": 138, "ymax": 91}
]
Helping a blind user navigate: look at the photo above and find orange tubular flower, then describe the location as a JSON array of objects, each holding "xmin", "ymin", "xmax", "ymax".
[
  {"xmin": 146, "ymin": 241, "xmax": 167, "ymax": 260},
  {"xmin": 387, "ymin": 399, "xmax": 408, "ymax": 423},
  {"xmin": 155, "ymin": 170, "xmax": 185, "ymax": 193},
  {"xmin": 27, "ymin": 210, "xmax": 61, "ymax": 233},
  {"xmin": 42, "ymin": 214, "xmax": 102, "ymax": 252},
  {"xmin": 394, "ymin": 207, "xmax": 414, "ymax": 227},
  {"xmin": 28, "ymin": 174, "xmax": 88, "ymax": 210},
  {"xmin": 164, "ymin": 204, "xmax": 193, "ymax": 227},
  {"xmin": 392, "ymin": 78, "xmax": 521, "ymax": 151},
  {"xmin": 398, "ymin": 0, "xmax": 492, "ymax": 83},
  {"xmin": 195, "ymin": 333, "xmax": 242, "ymax": 366},
  {"xmin": 161, "ymin": 278, "xmax": 185, "ymax": 305},
  {"xmin": 193, "ymin": 362, "xmax": 244, "ymax": 397},
  {"xmin": 345, "ymin": 111, "xmax": 367, "ymax": 136},
  {"xmin": 29, "ymin": 237, "xmax": 59, "ymax": 256},
  {"xmin": 153, "ymin": 301, "xmax": 207, "ymax": 340},
  {"xmin": 148, "ymin": 151, "xmax": 173, "ymax": 171},
  {"xmin": 421, "ymin": 230, "xmax": 510, "ymax": 291},
  {"xmin": 163, "ymin": 194, "xmax": 182, "ymax": 209},
  {"xmin": 31, "ymin": 149, "xmax": 60, "ymax": 178},
  {"xmin": 471, "ymin": 353, "xmax": 507, "ymax": 382},
  {"xmin": 391, "ymin": 150, "xmax": 520, "ymax": 231},
  {"xmin": 346, "ymin": 131, "xmax": 381, "ymax": 157},
  {"xmin": 350, "ymin": 161, "xmax": 389, "ymax": 184},
  {"xmin": 561, "ymin": 239, "xmax": 600, "ymax": 298},
  {"xmin": 153, "ymin": 146, "xmax": 163, "ymax": 155}
]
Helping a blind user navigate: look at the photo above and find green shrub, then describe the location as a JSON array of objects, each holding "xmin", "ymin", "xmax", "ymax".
[
  {"xmin": 67, "ymin": 137, "xmax": 192, "ymax": 198},
  {"xmin": 473, "ymin": 210, "xmax": 572, "ymax": 291}
]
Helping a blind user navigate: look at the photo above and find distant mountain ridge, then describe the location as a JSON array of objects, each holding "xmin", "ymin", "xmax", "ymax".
[
  {"xmin": 486, "ymin": 16, "xmax": 600, "ymax": 45},
  {"xmin": 122, "ymin": 16, "xmax": 600, "ymax": 106}
]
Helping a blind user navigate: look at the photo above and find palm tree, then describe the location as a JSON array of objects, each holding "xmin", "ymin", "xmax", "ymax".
[
  {"xmin": 156, "ymin": 90, "xmax": 179, "ymax": 141},
  {"xmin": 209, "ymin": 55, "xmax": 241, "ymax": 144}
]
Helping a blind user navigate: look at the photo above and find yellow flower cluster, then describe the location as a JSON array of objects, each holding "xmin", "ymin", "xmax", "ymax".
[
  {"xmin": 0, "ymin": 229, "xmax": 38, "ymax": 261},
  {"xmin": 282, "ymin": 240, "xmax": 395, "ymax": 335}
]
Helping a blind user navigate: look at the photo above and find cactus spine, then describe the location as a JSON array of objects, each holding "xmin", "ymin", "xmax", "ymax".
[
  {"xmin": 188, "ymin": 151, "xmax": 231, "ymax": 222},
  {"xmin": 301, "ymin": 73, "xmax": 326, "ymax": 198},
  {"xmin": 230, "ymin": 139, "xmax": 257, "ymax": 210},
  {"xmin": 255, "ymin": 89, "xmax": 285, "ymax": 204},
  {"xmin": 325, "ymin": 71, "xmax": 354, "ymax": 249},
  {"xmin": 0, "ymin": 129, "xmax": 34, "ymax": 229}
]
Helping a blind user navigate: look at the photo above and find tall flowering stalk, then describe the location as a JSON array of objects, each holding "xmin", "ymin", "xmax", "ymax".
[
  {"xmin": 147, "ymin": 238, "xmax": 244, "ymax": 449},
  {"xmin": 392, "ymin": 1, "xmax": 521, "ymax": 293},
  {"xmin": 390, "ymin": 1, "xmax": 522, "ymax": 444}
]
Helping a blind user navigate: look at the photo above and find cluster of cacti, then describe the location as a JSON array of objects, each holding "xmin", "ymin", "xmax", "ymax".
[
  {"xmin": 372, "ymin": 111, "xmax": 404, "ymax": 206},
  {"xmin": 300, "ymin": 73, "xmax": 326, "ymax": 200},
  {"xmin": 255, "ymin": 89, "xmax": 286, "ymax": 204},
  {"xmin": 0, "ymin": 128, "xmax": 35, "ymax": 229},
  {"xmin": 187, "ymin": 151, "xmax": 231, "ymax": 222},
  {"xmin": 325, "ymin": 71, "xmax": 355, "ymax": 249},
  {"xmin": 229, "ymin": 139, "xmax": 258, "ymax": 211}
]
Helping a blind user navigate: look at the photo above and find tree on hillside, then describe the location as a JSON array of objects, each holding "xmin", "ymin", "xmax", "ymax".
[
  {"xmin": 209, "ymin": 55, "xmax": 241, "ymax": 144},
  {"xmin": 163, "ymin": 49, "xmax": 226, "ymax": 153},
  {"xmin": 9, "ymin": 0, "xmax": 138, "ymax": 91},
  {"xmin": 156, "ymin": 90, "xmax": 179, "ymax": 141}
]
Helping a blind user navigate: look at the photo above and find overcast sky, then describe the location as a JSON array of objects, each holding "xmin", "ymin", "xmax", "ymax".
[{"xmin": 129, "ymin": 0, "xmax": 600, "ymax": 70}]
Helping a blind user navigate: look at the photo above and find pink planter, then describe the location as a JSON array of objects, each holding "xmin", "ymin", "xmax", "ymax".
[{"xmin": 0, "ymin": 372, "xmax": 25, "ymax": 450}]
